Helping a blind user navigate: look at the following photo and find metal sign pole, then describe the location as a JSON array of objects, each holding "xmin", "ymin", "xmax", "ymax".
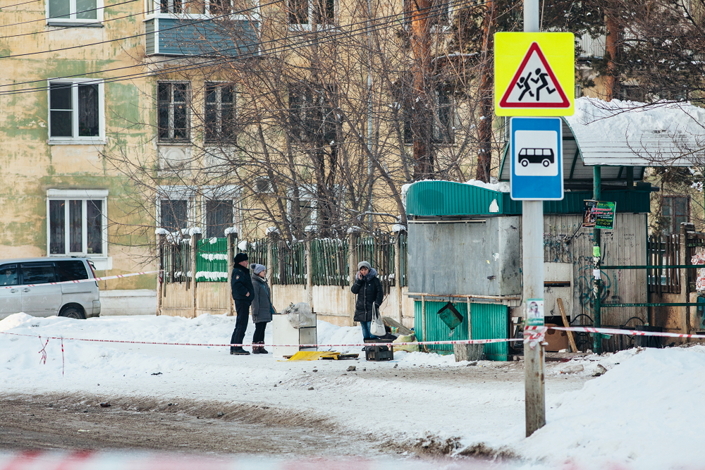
[{"xmin": 522, "ymin": 0, "xmax": 546, "ymax": 438}]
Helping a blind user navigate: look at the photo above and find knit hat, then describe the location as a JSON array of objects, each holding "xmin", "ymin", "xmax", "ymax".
[
  {"xmin": 252, "ymin": 264, "xmax": 266, "ymax": 275},
  {"xmin": 358, "ymin": 261, "xmax": 372, "ymax": 270},
  {"xmin": 234, "ymin": 253, "xmax": 248, "ymax": 264}
]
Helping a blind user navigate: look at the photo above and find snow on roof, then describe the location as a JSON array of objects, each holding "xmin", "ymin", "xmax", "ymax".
[{"xmin": 564, "ymin": 97, "xmax": 705, "ymax": 167}]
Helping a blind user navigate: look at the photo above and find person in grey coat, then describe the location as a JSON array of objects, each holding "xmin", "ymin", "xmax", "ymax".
[{"xmin": 250, "ymin": 264, "xmax": 275, "ymax": 354}]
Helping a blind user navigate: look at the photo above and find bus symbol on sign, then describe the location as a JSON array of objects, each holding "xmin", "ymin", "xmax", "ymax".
[{"xmin": 519, "ymin": 148, "xmax": 554, "ymax": 168}]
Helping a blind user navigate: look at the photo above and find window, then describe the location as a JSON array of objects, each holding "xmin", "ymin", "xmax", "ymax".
[
  {"xmin": 21, "ymin": 263, "xmax": 57, "ymax": 285},
  {"xmin": 55, "ymin": 260, "xmax": 90, "ymax": 282},
  {"xmin": 402, "ymin": 85, "xmax": 455, "ymax": 144},
  {"xmin": 289, "ymin": 82, "xmax": 337, "ymax": 144},
  {"xmin": 48, "ymin": 0, "xmax": 101, "ymax": 24},
  {"xmin": 205, "ymin": 82, "xmax": 236, "ymax": 143},
  {"xmin": 206, "ymin": 0, "xmax": 233, "ymax": 15},
  {"xmin": 47, "ymin": 190, "xmax": 107, "ymax": 256},
  {"xmin": 160, "ymin": 199, "xmax": 189, "ymax": 232},
  {"xmin": 158, "ymin": 82, "xmax": 190, "ymax": 142},
  {"xmin": 205, "ymin": 200, "xmax": 234, "ymax": 238},
  {"xmin": 151, "ymin": 0, "xmax": 237, "ymax": 15},
  {"xmin": 288, "ymin": 0, "xmax": 335, "ymax": 27},
  {"xmin": 662, "ymin": 196, "xmax": 689, "ymax": 235},
  {"xmin": 48, "ymin": 79, "xmax": 104, "ymax": 142},
  {"xmin": 0, "ymin": 265, "xmax": 18, "ymax": 287},
  {"xmin": 158, "ymin": 0, "xmax": 183, "ymax": 13}
]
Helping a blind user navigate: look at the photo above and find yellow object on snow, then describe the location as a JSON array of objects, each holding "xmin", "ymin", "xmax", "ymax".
[
  {"xmin": 393, "ymin": 334, "xmax": 419, "ymax": 352},
  {"xmin": 287, "ymin": 351, "xmax": 341, "ymax": 361}
]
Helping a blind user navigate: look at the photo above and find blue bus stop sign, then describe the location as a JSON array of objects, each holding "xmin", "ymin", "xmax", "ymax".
[{"xmin": 510, "ymin": 117, "xmax": 564, "ymax": 200}]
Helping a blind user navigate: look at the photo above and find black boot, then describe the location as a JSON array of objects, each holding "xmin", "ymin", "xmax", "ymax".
[
  {"xmin": 230, "ymin": 347, "xmax": 250, "ymax": 355},
  {"xmin": 252, "ymin": 342, "xmax": 268, "ymax": 354}
]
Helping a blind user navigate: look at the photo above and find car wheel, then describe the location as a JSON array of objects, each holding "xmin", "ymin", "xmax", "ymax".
[
  {"xmin": 521, "ymin": 159, "xmax": 529, "ymax": 167},
  {"xmin": 542, "ymin": 159, "xmax": 550, "ymax": 167},
  {"xmin": 59, "ymin": 306, "xmax": 85, "ymax": 319}
]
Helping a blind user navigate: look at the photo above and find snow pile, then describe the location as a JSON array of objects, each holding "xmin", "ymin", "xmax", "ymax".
[{"xmin": 515, "ymin": 346, "xmax": 705, "ymax": 469}]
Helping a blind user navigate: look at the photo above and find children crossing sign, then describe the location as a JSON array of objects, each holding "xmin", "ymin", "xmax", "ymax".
[{"xmin": 495, "ymin": 32, "xmax": 575, "ymax": 117}]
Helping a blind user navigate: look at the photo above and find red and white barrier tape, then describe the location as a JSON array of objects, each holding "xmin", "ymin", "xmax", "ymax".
[
  {"xmin": 3, "ymin": 324, "xmax": 701, "ymax": 365},
  {"xmin": 0, "ymin": 330, "xmax": 522, "ymax": 349},
  {"xmin": 523, "ymin": 326, "xmax": 547, "ymax": 350},
  {"xmin": 539, "ymin": 325, "xmax": 705, "ymax": 340},
  {"xmin": 1, "ymin": 270, "xmax": 160, "ymax": 290}
]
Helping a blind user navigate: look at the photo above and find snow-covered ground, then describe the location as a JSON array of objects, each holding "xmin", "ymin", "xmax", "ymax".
[{"xmin": 2, "ymin": 312, "xmax": 705, "ymax": 469}]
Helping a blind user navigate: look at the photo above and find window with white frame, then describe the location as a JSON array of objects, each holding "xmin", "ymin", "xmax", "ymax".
[
  {"xmin": 662, "ymin": 196, "xmax": 689, "ymax": 235},
  {"xmin": 47, "ymin": 190, "xmax": 107, "ymax": 256},
  {"xmin": 205, "ymin": 82, "xmax": 236, "ymax": 143},
  {"xmin": 150, "ymin": 0, "xmax": 237, "ymax": 15},
  {"xmin": 202, "ymin": 186, "xmax": 238, "ymax": 238},
  {"xmin": 159, "ymin": 199, "xmax": 190, "ymax": 232},
  {"xmin": 48, "ymin": 79, "xmax": 104, "ymax": 142},
  {"xmin": 158, "ymin": 82, "xmax": 190, "ymax": 142},
  {"xmin": 205, "ymin": 200, "xmax": 234, "ymax": 238},
  {"xmin": 288, "ymin": 0, "xmax": 335, "ymax": 27},
  {"xmin": 48, "ymin": 0, "xmax": 102, "ymax": 24}
]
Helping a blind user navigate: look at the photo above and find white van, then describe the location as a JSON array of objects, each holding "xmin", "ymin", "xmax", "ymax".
[{"xmin": 0, "ymin": 258, "xmax": 101, "ymax": 320}]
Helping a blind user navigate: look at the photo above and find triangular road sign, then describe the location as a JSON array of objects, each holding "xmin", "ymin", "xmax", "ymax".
[{"xmin": 499, "ymin": 42, "xmax": 570, "ymax": 109}]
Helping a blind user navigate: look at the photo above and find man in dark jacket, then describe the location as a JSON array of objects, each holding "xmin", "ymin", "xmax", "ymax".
[
  {"xmin": 230, "ymin": 252, "xmax": 254, "ymax": 355},
  {"xmin": 351, "ymin": 260, "xmax": 383, "ymax": 341}
]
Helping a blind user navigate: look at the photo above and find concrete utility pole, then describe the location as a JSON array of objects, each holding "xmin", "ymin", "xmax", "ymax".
[{"xmin": 522, "ymin": 0, "xmax": 546, "ymax": 437}]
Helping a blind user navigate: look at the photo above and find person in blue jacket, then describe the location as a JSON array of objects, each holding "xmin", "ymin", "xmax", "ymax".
[{"xmin": 230, "ymin": 252, "xmax": 254, "ymax": 355}]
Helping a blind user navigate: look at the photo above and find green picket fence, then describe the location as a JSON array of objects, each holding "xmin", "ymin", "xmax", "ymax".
[
  {"xmin": 311, "ymin": 238, "xmax": 348, "ymax": 286},
  {"xmin": 195, "ymin": 237, "xmax": 228, "ymax": 282}
]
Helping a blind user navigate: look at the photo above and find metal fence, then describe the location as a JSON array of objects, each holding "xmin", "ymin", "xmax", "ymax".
[
  {"xmin": 647, "ymin": 234, "xmax": 680, "ymax": 294},
  {"xmin": 310, "ymin": 238, "xmax": 348, "ymax": 286},
  {"xmin": 161, "ymin": 233, "xmax": 407, "ymax": 288},
  {"xmin": 161, "ymin": 239, "xmax": 191, "ymax": 284},
  {"xmin": 271, "ymin": 240, "xmax": 307, "ymax": 285},
  {"xmin": 354, "ymin": 233, "xmax": 394, "ymax": 295}
]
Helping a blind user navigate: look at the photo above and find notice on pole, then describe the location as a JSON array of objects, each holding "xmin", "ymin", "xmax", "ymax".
[
  {"xmin": 582, "ymin": 200, "xmax": 616, "ymax": 230},
  {"xmin": 525, "ymin": 299, "xmax": 544, "ymax": 326}
]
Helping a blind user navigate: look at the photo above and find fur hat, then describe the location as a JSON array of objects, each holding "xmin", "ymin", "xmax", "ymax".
[
  {"xmin": 234, "ymin": 253, "xmax": 249, "ymax": 264},
  {"xmin": 252, "ymin": 264, "xmax": 266, "ymax": 275},
  {"xmin": 358, "ymin": 261, "xmax": 372, "ymax": 270}
]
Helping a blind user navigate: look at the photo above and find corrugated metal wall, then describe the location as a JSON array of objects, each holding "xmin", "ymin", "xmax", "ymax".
[
  {"xmin": 408, "ymin": 217, "xmax": 521, "ymax": 297},
  {"xmin": 414, "ymin": 301, "xmax": 508, "ymax": 361}
]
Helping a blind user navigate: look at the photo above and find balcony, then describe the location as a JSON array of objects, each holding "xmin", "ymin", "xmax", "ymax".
[{"xmin": 145, "ymin": 16, "xmax": 259, "ymax": 57}]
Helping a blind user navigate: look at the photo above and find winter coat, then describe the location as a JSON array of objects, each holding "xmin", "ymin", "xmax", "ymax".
[
  {"xmin": 231, "ymin": 263, "xmax": 254, "ymax": 305},
  {"xmin": 250, "ymin": 274, "xmax": 274, "ymax": 323},
  {"xmin": 350, "ymin": 268, "xmax": 383, "ymax": 322}
]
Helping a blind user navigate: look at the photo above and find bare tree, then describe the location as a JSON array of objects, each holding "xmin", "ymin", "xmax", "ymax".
[{"xmin": 103, "ymin": 0, "xmax": 488, "ymax": 244}]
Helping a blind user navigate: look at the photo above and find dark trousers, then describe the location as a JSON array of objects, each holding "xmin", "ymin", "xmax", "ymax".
[
  {"xmin": 230, "ymin": 300, "xmax": 250, "ymax": 347},
  {"xmin": 252, "ymin": 322, "xmax": 267, "ymax": 343}
]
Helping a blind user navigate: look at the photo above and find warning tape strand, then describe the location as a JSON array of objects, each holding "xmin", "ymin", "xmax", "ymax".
[
  {"xmin": 0, "ymin": 330, "xmax": 523, "ymax": 349},
  {"xmin": 2, "ymin": 325, "xmax": 702, "ymax": 351},
  {"xmin": 535, "ymin": 325, "xmax": 705, "ymax": 340}
]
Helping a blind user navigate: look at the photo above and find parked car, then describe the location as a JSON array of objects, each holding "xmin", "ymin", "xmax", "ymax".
[{"xmin": 0, "ymin": 258, "xmax": 101, "ymax": 320}]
